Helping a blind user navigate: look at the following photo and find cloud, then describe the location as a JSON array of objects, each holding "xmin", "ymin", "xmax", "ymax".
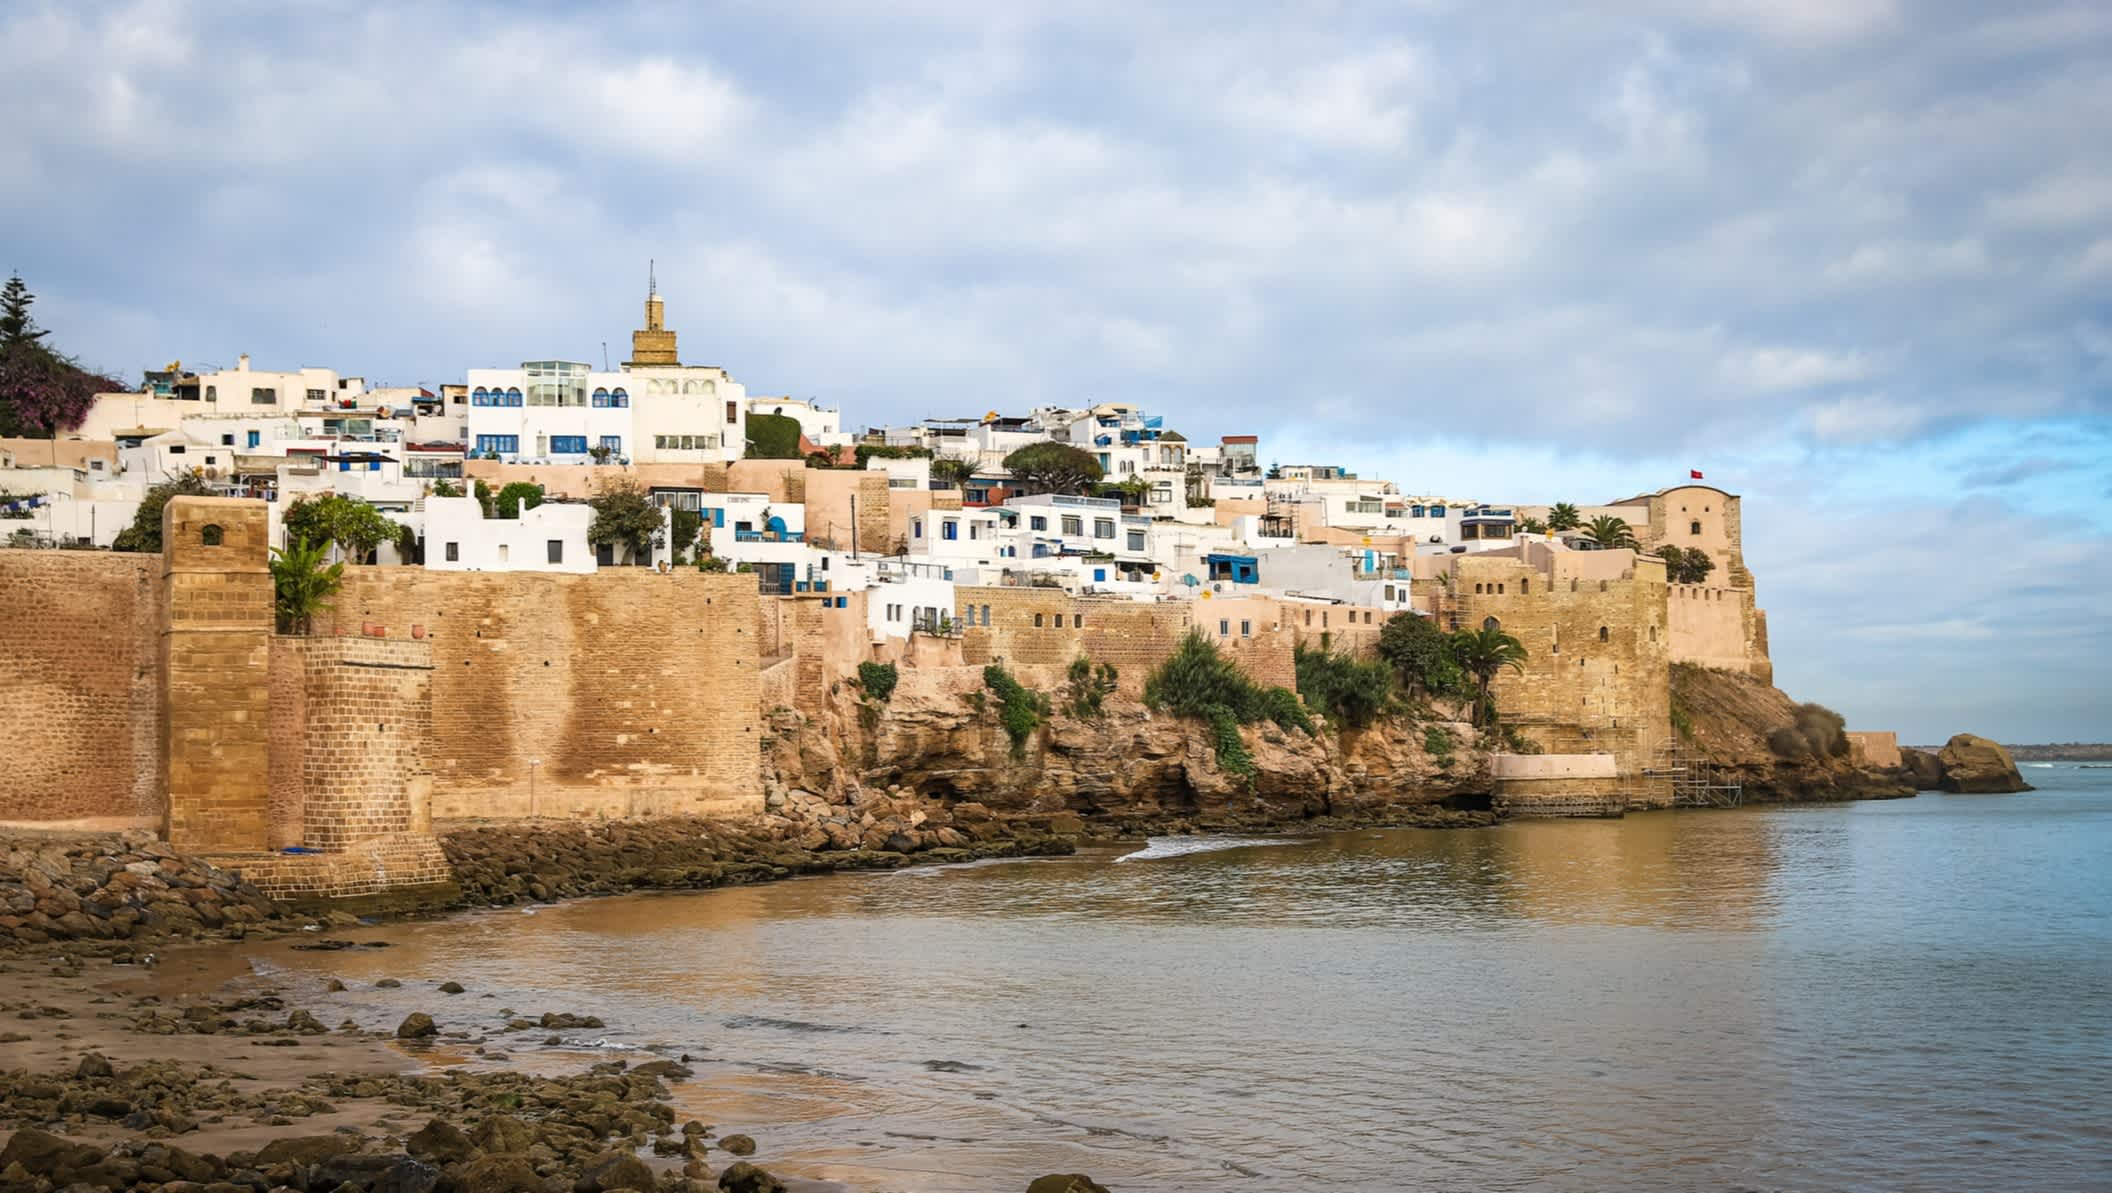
[{"xmin": 4, "ymin": 0, "xmax": 2109, "ymax": 738}]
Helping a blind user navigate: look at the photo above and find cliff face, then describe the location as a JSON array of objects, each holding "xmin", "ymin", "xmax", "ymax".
[
  {"xmin": 1671, "ymin": 664, "xmax": 1914, "ymax": 802},
  {"xmin": 762, "ymin": 670, "xmax": 1494, "ymax": 826}
]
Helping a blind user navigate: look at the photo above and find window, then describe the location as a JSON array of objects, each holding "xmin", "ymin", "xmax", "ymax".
[
  {"xmin": 981, "ymin": 604, "xmax": 990, "ymax": 625},
  {"xmin": 942, "ymin": 520, "xmax": 958, "ymax": 540},
  {"xmin": 1483, "ymin": 616, "xmax": 1501, "ymax": 632},
  {"xmin": 167, "ymin": 445, "xmax": 185, "ymax": 455},
  {"xmin": 1094, "ymin": 568, "xmax": 1107, "ymax": 582},
  {"xmin": 1240, "ymin": 620, "xmax": 1251, "ymax": 637},
  {"xmin": 220, "ymin": 433, "xmax": 234, "ymax": 445},
  {"xmin": 1127, "ymin": 530, "xmax": 1145, "ymax": 552},
  {"xmin": 1690, "ymin": 520, "xmax": 1702, "ymax": 535},
  {"xmin": 498, "ymin": 544, "xmax": 509, "ymax": 562},
  {"xmin": 250, "ymin": 387, "xmax": 276, "ymax": 405},
  {"xmin": 246, "ymin": 430, "xmax": 260, "ymax": 448},
  {"xmin": 474, "ymin": 434, "xmax": 519, "ymax": 456},
  {"xmin": 1030, "ymin": 516, "xmax": 1047, "ymax": 531},
  {"xmin": 1520, "ymin": 580, "xmax": 1529, "ymax": 594},
  {"xmin": 550, "ymin": 435, "xmax": 588, "ymax": 455},
  {"xmin": 1073, "ymin": 614, "xmax": 1083, "ymax": 628},
  {"xmin": 505, "ymin": 388, "xmax": 523, "ymax": 406},
  {"xmin": 548, "ymin": 540, "xmax": 564, "ymax": 564},
  {"xmin": 1034, "ymin": 613, "xmax": 1044, "ymax": 627},
  {"xmin": 306, "ymin": 388, "xmax": 325, "ymax": 404},
  {"xmin": 1599, "ymin": 625, "xmax": 1610, "ymax": 642},
  {"xmin": 913, "ymin": 522, "xmax": 923, "ymax": 538},
  {"xmin": 1219, "ymin": 619, "xmax": 1230, "ymax": 636},
  {"xmin": 600, "ymin": 435, "xmax": 622, "ymax": 455},
  {"xmin": 1062, "ymin": 515, "xmax": 1083, "ymax": 536},
  {"xmin": 205, "ymin": 385, "xmax": 217, "ymax": 400},
  {"xmin": 1094, "ymin": 519, "xmax": 1115, "ymax": 539},
  {"xmin": 611, "ymin": 388, "xmax": 629, "ymax": 407},
  {"xmin": 726, "ymin": 400, "xmax": 738, "ymax": 424},
  {"xmin": 445, "ymin": 542, "xmax": 459, "ymax": 562},
  {"xmin": 199, "ymin": 524, "xmax": 223, "ymax": 546}
]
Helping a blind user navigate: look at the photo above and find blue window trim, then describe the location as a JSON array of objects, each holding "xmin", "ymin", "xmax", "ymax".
[{"xmin": 550, "ymin": 435, "xmax": 588, "ymax": 455}]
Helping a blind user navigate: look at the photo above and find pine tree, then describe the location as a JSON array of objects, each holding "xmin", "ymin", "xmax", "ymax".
[{"xmin": 0, "ymin": 274, "xmax": 48, "ymax": 348}]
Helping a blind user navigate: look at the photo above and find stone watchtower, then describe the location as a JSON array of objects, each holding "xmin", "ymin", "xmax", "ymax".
[
  {"xmin": 626, "ymin": 262, "xmax": 680, "ymax": 367},
  {"xmin": 161, "ymin": 496, "xmax": 274, "ymax": 852}
]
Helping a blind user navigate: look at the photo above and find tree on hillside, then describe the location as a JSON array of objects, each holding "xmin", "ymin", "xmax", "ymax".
[
  {"xmin": 1519, "ymin": 516, "xmax": 1548, "ymax": 535},
  {"xmin": 1002, "ymin": 442, "xmax": 1103, "ymax": 495},
  {"xmin": 1660, "ymin": 544, "xmax": 1717, "ymax": 585},
  {"xmin": 110, "ymin": 474, "xmax": 213, "ymax": 553},
  {"xmin": 283, "ymin": 494, "xmax": 399, "ymax": 563},
  {"xmin": 1581, "ymin": 514, "xmax": 1638, "ymax": 550},
  {"xmin": 494, "ymin": 481, "xmax": 544, "ymax": 519},
  {"xmin": 270, "ymin": 537, "xmax": 344, "ymax": 634},
  {"xmin": 0, "ymin": 273, "xmax": 126, "ymax": 438},
  {"xmin": 1378, "ymin": 612, "xmax": 1461, "ymax": 696},
  {"xmin": 930, "ymin": 457, "xmax": 977, "ymax": 489},
  {"xmin": 1547, "ymin": 502, "xmax": 1581, "ymax": 531},
  {"xmin": 588, "ymin": 475, "xmax": 662, "ymax": 564},
  {"xmin": 745, "ymin": 412, "xmax": 804, "ymax": 459},
  {"xmin": 1450, "ymin": 625, "xmax": 1527, "ymax": 727}
]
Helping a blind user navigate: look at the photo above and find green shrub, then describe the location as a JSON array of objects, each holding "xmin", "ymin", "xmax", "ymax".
[
  {"xmin": 670, "ymin": 508, "xmax": 703, "ymax": 562},
  {"xmin": 494, "ymin": 482, "xmax": 544, "ymax": 519},
  {"xmin": 1423, "ymin": 725, "xmax": 1454, "ymax": 758},
  {"xmin": 1294, "ymin": 645, "xmax": 1394, "ymax": 729},
  {"xmin": 1063, "ymin": 656, "xmax": 1118, "ymax": 720},
  {"xmin": 857, "ymin": 661, "xmax": 899, "ymax": 702},
  {"xmin": 982, "ymin": 663, "xmax": 1049, "ymax": 756},
  {"xmin": 1378, "ymin": 612, "xmax": 1459, "ymax": 695},
  {"xmin": 1204, "ymin": 704, "xmax": 1254, "ymax": 777},
  {"xmin": 745, "ymin": 413, "xmax": 804, "ymax": 459},
  {"xmin": 1769, "ymin": 703, "xmax": 1848, "ymax": 760}
]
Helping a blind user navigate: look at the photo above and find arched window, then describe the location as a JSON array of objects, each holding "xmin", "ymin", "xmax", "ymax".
[
  {"xmin": 1482, "ymin": 616, "xmax": 1501, "ymax": 632},
  {"xmin": 1598, "ymin": 625, "xmax": 1610, "ymax": 642},
  {"xmin": 592, "ymin": 388, "xmax": 610, "ymax": 408},
  {"xmin": 611, "ymin": 387, "xmax": 629, "ymax": 407},
  {"xmin": 200, "ymin": 524, "xmax": 224, "ymax": 546},
  {"xmin": 1520, "ymin": 579, "xmax": 1529, "ymax": 594},
  {"xmin": 506, "ymin": 387, "xmax": 523, "ymax": 406},
  {"xmin": 471, "ymin": 387, "xmax": 489, "ymax": 406}
]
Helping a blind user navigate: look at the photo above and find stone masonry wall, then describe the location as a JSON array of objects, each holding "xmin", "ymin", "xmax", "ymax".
[
  {"xmin": 322, "ymin": 567, "xmax": 762, "ymax": 820},
  {"xmin": 298, "ymin": 636, "xmax": 434, "ymax": 851},
  {"xmin": 0, "ymin": 550, "xmax": 163, "ymax": 826},
  {"xmin": 162, "ymin": 497, "xmax": 275, "ymax": 852}
]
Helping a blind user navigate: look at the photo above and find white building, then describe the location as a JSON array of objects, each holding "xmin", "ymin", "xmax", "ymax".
[
  {"xmin": 747, "ymin": 396, "xmax": 848, "ymax": 447},
  {"xmin": 423, "ymin": 496, "xmax": 595, "ymax": 573}
]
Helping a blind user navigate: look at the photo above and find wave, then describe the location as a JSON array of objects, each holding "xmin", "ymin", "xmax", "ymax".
[
  {"xmin": 1114, "ymin": 836, "xmax": 1298, "ymax": 863},
  {"xmin": 2024, "ymin": 762, "xmax": 2056, "ymax": 769},
  {"xmin": 723, "ymin": 1014, "xmax": 886, "ymax": 1035}
]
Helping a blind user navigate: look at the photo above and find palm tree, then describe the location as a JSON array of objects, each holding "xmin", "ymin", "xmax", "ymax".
[
  {"xmin": 930, "ymin": 457, "xmax": 977, "ymax": 490},
  {"xmin": 1518, "ymin": 516, "xmax": 1548, "ymax": 535},
  {"xmin": 1581, "ymin": 514, "xmax": 1638, "ymax": 550},
  {"xmin": 1547, "ymin": 502, "xmax": 1581, "ymax": 531},
  {"xmin": 270, "ymin": 537, "xmax": 344, "ymax": 635},
  {"xmin": 1450, "ymin": 626, "xmax": 1527, "ymax": 727}
]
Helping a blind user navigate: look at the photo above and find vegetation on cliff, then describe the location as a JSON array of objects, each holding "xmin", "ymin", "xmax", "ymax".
[
  {"xmin": 982, "ymin": 663, "xmax": 1051, "ymax": 756},
  {"xmin": 857, "ymin": 661, "xmax": 899, "ymax": 702},
  {"xmin": 1062, "ymin": 656, "xmax": 1119, "ymax": 720},
  {"xmin": 1670, "ymin": 663, "xmax": 1911, "ymax": 802},
  {"xmin": 1293, "ymin": 645, "xmax": 1393, "ymax": 729},
  {"xmin": 1767, "ymin": 702, "xmax": 1850, "ymax": 760},
  {"xmin": 744, "ymin": 412, "xmax": 805, "ymax": 459},
  {"xmin": 0, "ymin": 273, "xmax": 126, "ymax": 437}
]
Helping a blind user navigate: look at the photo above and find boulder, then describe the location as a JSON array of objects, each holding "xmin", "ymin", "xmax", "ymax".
[
  {"xmin": 254, "ymin": 1135, "xmax": 360, "ymax": 1166},
  {"xmin": 717, "ymin": 1134, "xmax": 755, "ymax": 1156},
  {"xmin": 717, "ymin": 1161, "xmax": 787, "ymax": 1193},
  {"xmin": 0, "ymin": 1128, "xmax": 102, "ymax": 1178},
  {"xmin": 1898, "ymin": 747, "xmax": 1945, "ymax": 791},
  {"xmin": 1026, "ymin": 1177, "xmax": 1111, "ymax": 1193},
  {"xmin": 576, "ymin": 1148, "xmax": 656, "ymax": 1191},
  {"xmin": 310, "ymin": 1153, "xmax": 441, "ymax": 1193},
  {"xmin": 1936, "ymin": 734, "xmax": 2031, "ymax": 793},
  {"xmin": 456, "ymin": 1153, "xmax": 546, "ymax": 1193},
  {"xmin": 407, "ymin": 1118, "xmax": 476, "ymax": 1164},
  {"xmin": 471, "ymin": 1114, "xmax": 536, "ymax": 1154},
  {"xmin": 397, "ymin": 1012, "xmax": 439, "ymax": 1038}
]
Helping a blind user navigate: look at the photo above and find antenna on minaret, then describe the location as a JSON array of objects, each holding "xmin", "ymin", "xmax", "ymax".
[{"xmin": 649, "ymin": 259, "xmax": 657, "ymax": 298}]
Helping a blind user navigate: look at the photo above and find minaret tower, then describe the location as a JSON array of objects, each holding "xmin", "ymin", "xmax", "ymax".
[{"xmin": 626, "ymin": 260, "xmax": 680, "ymax": 367}]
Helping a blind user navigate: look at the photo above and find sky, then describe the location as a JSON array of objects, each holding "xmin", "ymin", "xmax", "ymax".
[{"xmin": 4, "ymin": 0, "xmax": 2108, "ymax": 743}]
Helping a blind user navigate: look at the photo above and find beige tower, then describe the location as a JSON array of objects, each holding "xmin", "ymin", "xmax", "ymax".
[
  {"xmin": 626, "ymin": 262, "xmax": 680, "ymax": 367},
  {"xmin": 161, "ymin": 495, "xmax": 274, "ymax": 851}
]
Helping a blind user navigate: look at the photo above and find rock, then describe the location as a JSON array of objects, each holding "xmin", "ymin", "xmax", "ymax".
[
  {"xmin": 288, "ymin": 1008, "xmax": 328, "ymax": 1034},
  {"xmin": 471, "ymin": 1113, "xmax": 536, "ymax": 1155},
  {"xmin": 576, "ymin": 1148, "xmax": 656, "ymax": 1191},
  {"xmin": 439, "ymin": 981, "xmax": 467, "ymax": 994},
  {"xmin": 75, "ymin": 1051, "xmax": 115, "ymax": 1078},
  {"xmin": 1936, "ymin": 734, "xmax": 2031, "ymax": 793},
  {"xmin": 376, "ymin": 977, "xmax": 403, "ymax": 988},
  {"xmin": 457, "ymin": 1153, "xmax": 547, "ymax": 1193},
  {"xmin": 717, "ymin": 1134, "xmax": 756, "ymax": 1156},
  {"xmin": 1898, "ymin": 747, "xmax": 1944, "ymax": 790},
  {"xmin": 254, "ymin": 1135, "xmax": 360, "ymax": 1166},
  {"xmin": 630, "ymin": 1059, "xmax": 694, "ymax": 1080},
  {"xmin": 0, "ymin": 1128, "xmax": 102, "ymax": 1177},
  {"xmin": 716, "ymin": 1160, "xmax": 787, "ymax": 1193},
  {"xmin": 312, "ymin": 1153, "xmax": 441, "ymax": 1193},
  {"xmin": 407, "ymin": 1118, "xmax": 475, "ymax": 1164},
  {"xmin": 396, "ymin": 1012, "xmax": 439, "ymax": 1039},
  {"xmin": 1026, "ymin": 1176, "xmax": 1111, "ymax": 1193}
]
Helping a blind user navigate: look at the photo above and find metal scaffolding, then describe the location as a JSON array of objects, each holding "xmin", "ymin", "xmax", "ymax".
[{"xmin": 1647, "ymin": 736, "xmax": 1744, "ymax": 808}]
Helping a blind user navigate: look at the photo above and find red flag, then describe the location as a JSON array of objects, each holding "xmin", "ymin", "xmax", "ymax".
[{"xmin": 1689, "ymin": 469, "xmax": 1704, "ymax": 479}]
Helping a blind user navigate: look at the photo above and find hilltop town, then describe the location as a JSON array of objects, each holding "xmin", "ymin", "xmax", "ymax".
[{"xmin": 1, "ymin": 279, "xmax": 1995, "ymax": 908}]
